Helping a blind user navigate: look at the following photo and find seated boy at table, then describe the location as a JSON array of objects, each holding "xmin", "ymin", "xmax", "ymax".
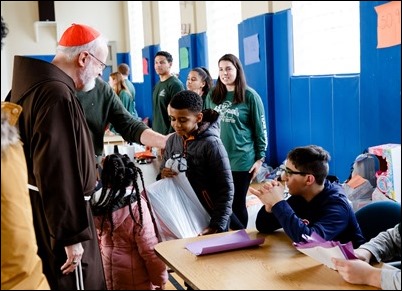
[
  {"xmin": 159, "ymin": 90, "xmax": 234, "ymax": 235},
  {"xmin": 249, "ymin": 145, "xmax": 365, "ymax": 248}
]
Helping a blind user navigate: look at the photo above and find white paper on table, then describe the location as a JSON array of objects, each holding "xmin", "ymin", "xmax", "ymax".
[
  {"xmin": 296, "ymin": 244, "xmax": 348, "ymax": 270},
  {"xmin": 294, "ymin": 232, "xmax": 357, "ymax": 270}
]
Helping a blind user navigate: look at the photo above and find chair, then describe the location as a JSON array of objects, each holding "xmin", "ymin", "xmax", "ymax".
[
  {"xmin": 355, "ymin": 200, "xmax": 401, "ymax": 266},
  {"xmin": 355, "ymin": 200, "xmax": 401, "ymax": 242}
]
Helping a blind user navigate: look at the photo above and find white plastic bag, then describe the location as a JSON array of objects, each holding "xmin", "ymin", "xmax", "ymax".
[{"xmin": 146, "ymin": 173, "xmax": 210, "ymax": 241}]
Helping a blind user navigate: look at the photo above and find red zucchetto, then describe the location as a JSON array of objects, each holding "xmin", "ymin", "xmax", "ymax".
[{"xmin": 58, "ymin": 23, "xmax": 100, "ymax": 46}]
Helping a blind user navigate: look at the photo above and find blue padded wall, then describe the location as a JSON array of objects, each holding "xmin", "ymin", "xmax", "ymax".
[
  {"xmin": 238, "ymin": 14, "xmax": 275, "ymax": 166},
  {"xmin": 178, "ymin": 32, "xmax": 209, "ymax": 85},
  {"xmin": 273, "ymin": 9, "xmax": 366, "ymax": 180},
  {"xmin": 289, "ymin": 75, "xmax": 360, "ymax": 178},
  {"xmin": 111, "ymin": 52, "xmax": 132, "ymax": 81},
  {"xmin": 117, "ymin": 53, "xmax": 130, "ymax": 68},
  {"xmin": 310, "ymin": 76, "xmax": 334, "ymax": 153},
  {"xmin": 138, "ymin": 45, "xmax": 161, "ymax": 124},
  {"xmin": 133, "ymin": 81, "xmax": 145, "ymax": 119},
  {"xmin": 360, "ymin": 1, "xmax": 401, "ymax": 148},
  {"xmin": 289, "ymin": 77, "xmax": 310, "ymax": 146},
  {"xmin": 272, "ymin": 9, "xmax": 293, "ymax": 166},
  {"xmin": 272, "ymin": 2, "xmax": 400, "ymax": 181},
  {"xmin": 332, "ymin": 75, "xmax": 361, "ymax": 177},
  {"xmin": 28, "ymin": 55, "xmax": 54, "ymax": 63}
]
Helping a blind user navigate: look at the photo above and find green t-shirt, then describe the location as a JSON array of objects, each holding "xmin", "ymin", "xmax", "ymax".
[
  {"xmin": 204, "ymin": 87, "xmax": 267, "ymax": 171},
  {"xmin": 152, "ymin": 75, "xmax": 184, "ymax": 135},
  {"xmin": 76, "ymin": 78, "xmax": 148, "ymax": 156}
]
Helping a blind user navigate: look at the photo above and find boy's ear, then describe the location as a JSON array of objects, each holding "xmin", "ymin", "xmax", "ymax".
[
  {"xmin": 305, "ymin": 174, "xmax": 316, "ymax": 185},
  {"xmin": 196, "ymin": 112, "xmax": 203, "ymax": 123}
]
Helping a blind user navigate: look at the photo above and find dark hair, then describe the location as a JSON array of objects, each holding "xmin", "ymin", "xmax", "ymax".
[
  {"xmin": 92, "ymin": 153, "xmax": 146, "ymax": 236},
  {"xmin": 170, "ymin": 90, "xmax": 203, "ymax": 113},
  {"xmin": 190, "ymin": 67, "xmax": 214, "ymax": 96},
  {"xmin": 1, "ymin": 16, "xmax": 9, "ymax": 50},
  {"xmin": 287, "ymin": 145, "xmax": 331, "ymax": 185},
  {"xmin": 117, "ymin": 63, "xmax": 130, "ymax": 76},
  {"xmin": 211, "ymin": 54, "xmax": 247, "ymax": 105},
  {"xmin": 155, "ymin": 51, "xmax": 173, "ymax": 63}
]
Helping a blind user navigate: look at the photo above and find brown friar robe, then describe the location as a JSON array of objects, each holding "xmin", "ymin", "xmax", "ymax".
[{"xmin": 10, "ymin": 56, "xmax": 106, "ymax": 290}]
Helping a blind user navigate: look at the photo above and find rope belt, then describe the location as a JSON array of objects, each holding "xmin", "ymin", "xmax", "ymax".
[{"xmin": 28, "ymin": 184, "xmax": 39, "ymax": 192}]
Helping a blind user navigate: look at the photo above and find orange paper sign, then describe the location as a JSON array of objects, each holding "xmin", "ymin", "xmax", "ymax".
[{"xmin": 375, "ymin": 1, "xmax": 401, "ymax": 48}]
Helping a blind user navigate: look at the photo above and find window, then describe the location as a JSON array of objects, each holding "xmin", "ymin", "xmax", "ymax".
[
  {"xmin": 128, "ymin": 1, "xmax": 145, "ymax": 82},
  {"xmin": 292, "ymin": 1, "xmax": 360, "ymax": 76},
  {"xmin": 158, "ymin": 1, "xmax": 181, "ymax": 75},
  {"xmin": 206, "ymin": 1, "xmax": 242, "ymax": 79}
]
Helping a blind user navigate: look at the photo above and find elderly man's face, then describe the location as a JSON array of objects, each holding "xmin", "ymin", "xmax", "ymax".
[{"xmin": 79, "ymin": 46, "xmax": 108, "ymax": 92}]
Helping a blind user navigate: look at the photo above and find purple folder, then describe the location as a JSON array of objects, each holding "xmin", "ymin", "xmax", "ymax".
[{"xmin": 185, "ymin": 229, "xmax": 265, "ymax": 256}]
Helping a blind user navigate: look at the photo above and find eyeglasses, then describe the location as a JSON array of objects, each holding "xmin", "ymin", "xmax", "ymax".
[
  {"xmin": 279, "ymin": 164, "xmax": 310, "ymax": 176},
  {"xmin": 88, "ymin": 52, "xmax": 107, "ymax": 70}
]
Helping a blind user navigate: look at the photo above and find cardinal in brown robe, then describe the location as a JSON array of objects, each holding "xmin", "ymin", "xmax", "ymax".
[{"xmin": 9, "ymin": 23, "xmax": 108, "ymax": 290}]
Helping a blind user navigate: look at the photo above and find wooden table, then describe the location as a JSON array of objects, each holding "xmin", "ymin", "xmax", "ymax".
[
  {"xmin": 155, "ymin": 230, "xmax": 379, "ymax": 290},
  {"xmin": 103, "ymin": 134, "xmax": 125, "ymax": 145}
]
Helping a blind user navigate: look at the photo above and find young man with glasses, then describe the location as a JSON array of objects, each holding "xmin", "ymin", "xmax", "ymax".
[{"xmin": 249, "ymin": 145, "xmax": 365, "ymax": 248}]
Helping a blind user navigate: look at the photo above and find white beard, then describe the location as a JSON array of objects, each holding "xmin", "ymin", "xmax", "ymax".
[{"xmin": 81, "ymin": 78, "xmax": 96, "ymax": 92}]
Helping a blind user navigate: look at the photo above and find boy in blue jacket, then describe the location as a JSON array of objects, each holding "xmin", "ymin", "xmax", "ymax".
[{"xmin": 250, "ymin": 145, "xmax": 365, "ymax": 248}]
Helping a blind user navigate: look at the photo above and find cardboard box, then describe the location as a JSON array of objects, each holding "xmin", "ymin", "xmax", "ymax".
[{"xmin": 368, "ymin": 144, "xmax": 401, "ymax": 203}]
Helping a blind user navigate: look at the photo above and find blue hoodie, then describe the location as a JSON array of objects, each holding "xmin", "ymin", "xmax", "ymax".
[{"xmin": 256, "ymin": 180, "xmax": 365, "ymax": 248}]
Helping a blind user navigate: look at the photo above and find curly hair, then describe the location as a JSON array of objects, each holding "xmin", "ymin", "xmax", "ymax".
[
  {"xmin": 1, "ymin": 16, "xmax": 9, "ymax": 50},
  {"xmin": 92, "ymin": 153, "xmax": 146, "ymax": 236},
  {"xmin": 170, "ymin": 90, "xmax": 203, "ymax": 113}
]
